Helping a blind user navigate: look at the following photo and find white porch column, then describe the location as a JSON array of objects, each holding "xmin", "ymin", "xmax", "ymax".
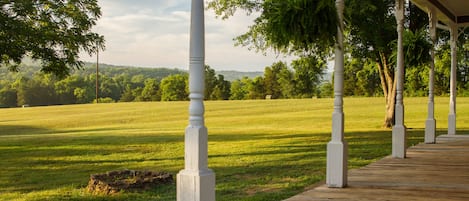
[
  {"xmin": 425, "ymin": 9, "xmax": 437, "ymax": 144},
  {"xmin": 448, "ymin": 25, "xmax": 458, "ymax": 135},
  {"xmin": 177, "ymin": 0, "xmax": 215, "ymax": 200},
  {"xmin": 327, "ymin": 0, "xmax": 348, "ymax": 188},
  {"xmin": 392, "ymin": 0, "xmax": 407, "ymax": 158}
]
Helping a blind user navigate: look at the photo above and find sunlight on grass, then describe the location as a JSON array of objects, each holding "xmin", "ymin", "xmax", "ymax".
[{"xmin": 1, "ymin": 97, "xmax": 468, "ymax": 201}]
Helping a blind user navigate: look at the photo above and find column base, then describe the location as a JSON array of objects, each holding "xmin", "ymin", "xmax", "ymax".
[
  {"xmin": 392, "ymin": 125, "xmax": 407, "ymax": 158},
  {"xmin": 425, "ymin": 118, "xmax": 436, "ymax": 144},
  {"xmin": 177, "ymin": 169, "xmax": 215, "ymax": 201},
  {"xmin": 326, "ymin": 141, "xmax": 348, "ymax": 188},
  {"xmin": 448, "ymin": 114, "xmax": 456, "ymax": 135}
]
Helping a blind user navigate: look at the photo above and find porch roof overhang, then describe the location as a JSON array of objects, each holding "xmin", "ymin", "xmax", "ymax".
[{"xmin": 411, "ymin": 0, "xmax": 469, "ymax": 27}]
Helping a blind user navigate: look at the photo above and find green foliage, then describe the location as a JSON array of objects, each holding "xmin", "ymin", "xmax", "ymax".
[
  {"xmin": 277, "ymin": 65, "xmax": 295, "ymax": 98},
  {"xmin": 139, "ymin": 78, "xmax": 161, "ymax": 101},
  {"xmin": 0, "ymin": 86, "xmax": 17, "ymax": 107},
  {"xmin": 391, "ymin": 29, "xmax": 432, "ymax": 68},
  {"xmin": 317, "ymin": 82, "xmax": 333, "ymax": 98},
  {"xmin": 291, "ymin": 56, "xmax": 325, "ymax": 98},
  {"xmin": 0, "ymin": 64, "xmax": 188, "ymax": 106},
  {"xmin": 209, "ymin": 0, "xmax": 337, "ymax": 55},
  {"xmin": 160, "ymin": 74, "xmax": 189, "ymax": 101},
  {"xmin": 204, "ymin": 65, "xmax": 231, "ymax": 100},
  {"xmin": 0, "ymin": 0, "xmax": 105, "ymax": 77},
  {"xmin": 229, "ymin": 78, "xmax": 249, "ymax": 100},
  {"xmin": 263, "ymin": 61, "xmax": 286, "ymax": 99},
  {"xmin": 93, "ymin": 97, "xmax": 115, "ymax": 103},
  {"xmin": 344, "ymin": 58, "xmax": 381, "ymax": 96},
  {"xmin": 247, "ymin": 76, "xmax": 266, "ymax": 99}
]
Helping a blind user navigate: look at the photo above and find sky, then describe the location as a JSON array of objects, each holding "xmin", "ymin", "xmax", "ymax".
[{"xmin": 79, "ymin": 0, "xmax": 293, "ymax": 72}]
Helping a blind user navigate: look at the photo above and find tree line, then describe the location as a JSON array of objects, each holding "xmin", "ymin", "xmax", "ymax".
[
  {"xmin": 3, "ymin": 42, "xmax": 469, "ymax": 108},
  {"xmin": 0, "ymin": 57, "xmax": 328, "ymax": 107}
]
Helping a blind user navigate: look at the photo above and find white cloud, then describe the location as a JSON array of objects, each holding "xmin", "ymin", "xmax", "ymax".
[{"xmin": 80, "ymin": 0, "xmax": 293, "ymax": 72}]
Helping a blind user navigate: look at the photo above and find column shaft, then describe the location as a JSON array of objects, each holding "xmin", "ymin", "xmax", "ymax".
[
  {"xmin": 177, "ymin": 0, "xmax": 215, "ymax": 200},
  {"xmin": 448, "ymin": 26, "xmax": 457, "ymax": 135},
  {"xmin": 425, "ymin": 9, "xmax": 436, "ymax": 144},
  {"xmin": 392, "ymin": 0, "xmax": 407, "ymax": 158},
  {"xmin": 327, "ymin": 0, "xmax": 348, "ymax": 188}
]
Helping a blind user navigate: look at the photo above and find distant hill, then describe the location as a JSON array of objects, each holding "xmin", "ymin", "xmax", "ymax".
[
  {"xmin": 1, "ymin": 61, "xmax": 263, "ymax": 81},
  {"xmin": 77, "ymin": 63, "xmax": 187, "ymax": 80},
  {"xmin": 216, "ymin": 70, "xmax": 264, "ymax": 81}
]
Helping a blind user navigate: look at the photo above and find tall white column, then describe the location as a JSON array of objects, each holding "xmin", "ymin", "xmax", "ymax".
[
  {"xmin": 177, "ymin": 0, "xmax": 215, "ymax": 200},
  {"xmin": 448, "ymin": 25, "xmax": 457, "ymax": 135},
  {"xmin": 392, "ymin": 0, "xmax": 407, "ymax": 158},
  {"xmin": 425, "ymin": 9, "xmax": 436, "ymax": 144},
  {"xmin": 327, "ymin": 0, "xmax": 348, "ymax": 188}
]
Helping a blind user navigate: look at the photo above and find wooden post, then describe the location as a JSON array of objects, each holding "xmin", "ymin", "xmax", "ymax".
[
  {"xmin": 176, "ymin": 0, "xmax": 215, "ymax": 200},
  {"xmin": 425, "ymin": 9, "xmax": 436, "ymax": 144},
  {"xmin": 327, "ymin": 0, "xmax": 348, "ymax": 188},
  {"xmin": 448, "ymin": 25, "xmax": 457, "ymax": 135},
  {"xmin": 392, "ymin": 0, "xmax": 407, "ymax": 158}
]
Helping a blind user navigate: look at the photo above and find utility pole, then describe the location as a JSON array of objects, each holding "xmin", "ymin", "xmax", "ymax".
[{"xmin": 96, "ymin": 43, "xmax": 99, "ymax": 104}]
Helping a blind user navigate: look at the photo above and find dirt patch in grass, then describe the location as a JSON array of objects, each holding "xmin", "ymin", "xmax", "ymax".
[{"xmin": 87, "ymin": 170, "xmax": 173, "ymax": 195}]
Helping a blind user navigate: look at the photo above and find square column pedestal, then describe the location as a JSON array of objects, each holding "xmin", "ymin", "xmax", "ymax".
[
  {"xmin": 425, "ymin": 118, "xmax": 436, "ymax": 144},
  {"xmin": 177, "ymin": 126, "xmax": 215, "ymax": 201},
  {"xmin": 392, "ymin": 125, "xmax": 407, "ymax": 158},
  {"xmin": 177, "ymin": 170, "xmax": 215, "ymax": 201},
  {"xmin": 327, "ymin": 141, "xmax": 348, "ymax": 187},
  {"xmin": 448, "ymin": 114, "xmax": 456, "ymax": 135}
]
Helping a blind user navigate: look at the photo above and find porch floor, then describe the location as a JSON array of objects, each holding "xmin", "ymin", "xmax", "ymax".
[{"xmin": 284, "ymin": 135, "xmax": 469, "ymax": 201}]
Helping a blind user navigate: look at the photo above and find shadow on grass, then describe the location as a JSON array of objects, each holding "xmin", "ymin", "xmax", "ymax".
[
  {"xmin": 3, "ymin": 127, "xmax": 466, "ymax": 201},
  {"xmin": 0, "ymin": 125, "xmax": 125, "ymax": 137}
]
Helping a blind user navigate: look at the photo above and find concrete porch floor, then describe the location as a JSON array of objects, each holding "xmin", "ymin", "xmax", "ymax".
[{"xmin": 284, "ymin": 135, "xmax": 469, "ymax": 201}]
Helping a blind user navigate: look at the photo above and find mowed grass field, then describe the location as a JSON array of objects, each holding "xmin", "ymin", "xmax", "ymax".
[{"xmin": 1, "ymin": 97, "xmax": 469, "ymax": 201}]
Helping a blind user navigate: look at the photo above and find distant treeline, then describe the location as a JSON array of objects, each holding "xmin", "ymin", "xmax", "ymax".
[
  {"xmin": 2, "ymin": 45, "xmax": 469, "ymax": 108},
  {"xmin": 0, "ymin": 57, "xmax": 332, "ymax": 107}
]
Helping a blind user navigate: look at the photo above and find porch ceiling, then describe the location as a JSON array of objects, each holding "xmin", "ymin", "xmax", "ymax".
[{"xmin": 411, "ymin": 0, "xmax": 469, "ymax": 27}]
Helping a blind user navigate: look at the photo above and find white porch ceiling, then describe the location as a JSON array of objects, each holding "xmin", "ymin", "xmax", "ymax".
[{"xmin": 411, "ymin": 0, "xmax": 469, "ymax": 27}]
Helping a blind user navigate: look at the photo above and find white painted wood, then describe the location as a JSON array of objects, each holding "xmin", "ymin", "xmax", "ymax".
[
  {"xmin": 177, "ymin": 0, "xmax": 215, "ymax": 200},
  {"xmin": 448, "ymin": 25, "xmax": 457, "ymax": 135},
  {"xmin": 425, "ymin": 8, "xmax": 437, "ymax": 144},
  {"xmin": 392, "ymin": 0, "xmax": 407, "ymax": 158},
  {"xmin": 327, "ymin": 0, "xmax": 348, "ymax": 188}
]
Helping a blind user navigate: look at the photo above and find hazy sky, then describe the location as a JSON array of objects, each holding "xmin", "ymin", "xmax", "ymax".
[{"xmin": 79, "ymin": 0, "xmax": 292, "ymax": 72}]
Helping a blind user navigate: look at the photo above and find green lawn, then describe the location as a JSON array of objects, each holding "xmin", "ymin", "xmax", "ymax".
[{"xmin": 1, "ymin": 97, "xmax": 468, "ymax": 201}]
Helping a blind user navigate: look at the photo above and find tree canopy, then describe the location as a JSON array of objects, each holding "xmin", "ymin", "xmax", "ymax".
[
  {"xmin": 208, "ymin": 0, "xmax": 337, "ymax": 56},
  {"xmin": 209, "ymin": 0, "xmax": 433, "ymax": 128},
  {"xmin": 0, "ymin": 0, "xmax": 104, "ymax": 77}
]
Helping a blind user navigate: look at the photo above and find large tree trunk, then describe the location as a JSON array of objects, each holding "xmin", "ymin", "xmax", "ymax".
[{"xmin": 377, "ymin": 52, "xmax": 397, "ymax": 128}]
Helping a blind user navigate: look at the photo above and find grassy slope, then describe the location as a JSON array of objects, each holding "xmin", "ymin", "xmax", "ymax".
[{"xmin": 1, "ymin": 97, "xmax": 468, "ymax": 201}]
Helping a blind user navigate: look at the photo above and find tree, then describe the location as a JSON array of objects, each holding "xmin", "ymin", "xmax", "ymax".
[
  {"xmin": 345, "ymin": 0, "xmax": 430, "ymax": 127},
  {"xmin": 0, "ymin": 0, "xmax": 104, "ymax": 77},
  {"xmin": 247, "ymin": 76, "xmax": 265, "ymax": 99},
  {"xmin": 209, "ymin": 0, "xmax": 336, "ymax": 55},
  {"xmin": 119, "ymin": 85, "xmax": 135, "ymax": 102},
  {"xmin": 205, "ymin": 65, "xmax": 218, "ymax": 100},
  {"xmin": 277, "ymin": 65, "xmax": 295, "ymax": 98},
  {"xmin": 209, "ymin": 0, "xmax": 431, "ymax": 128},
  {"xmin": 160, "ymin": 74, "xmax": 189, "ymax": 101},
  {"xmin": 209, "ymin": 0, "xmax": 334, "ymax": 100},
  {"xmin": 139, "ymin": 78, "xmax": 160, "ymax": 101},
  {"xmin": 264, "ymin": 62, "xmax": 285, "ymax": 99},
  {"xmin": 344, "ymin": 58, "xmax": 381, "ymax": 96},
  {"xmin": 317, "ymin": 82, "xmax": 333, "ymax": 98},
  {"xmin": 211, "ymin": 74, "xmax": 231, "ymax": 100},
  {"xmin": 230, "ymin": 78, "xmax": 248, "ymax": 100},
  {"xmin": 0, "ymin": 86, "xmax": 17, "ymax": 107},
  {"xmin": 291, "ymin": 56, "xmax": 325, "ymax": 98}
]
